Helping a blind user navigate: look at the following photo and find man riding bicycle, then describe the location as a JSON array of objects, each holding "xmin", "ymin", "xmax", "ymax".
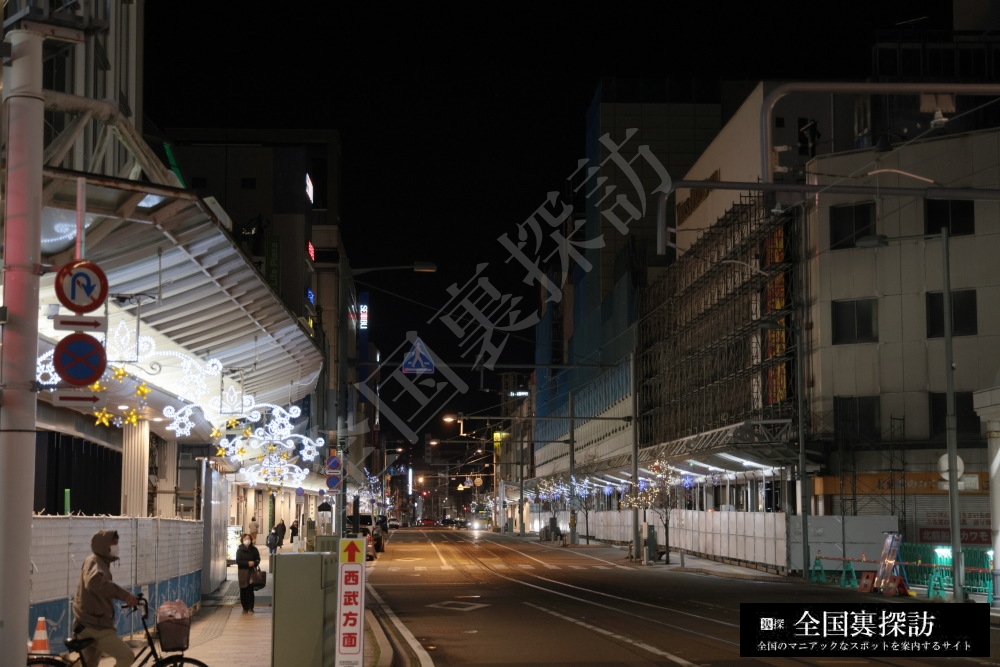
[{"xmin": 72, "ymin": 530, "xmax": 139, "ymax": 667}]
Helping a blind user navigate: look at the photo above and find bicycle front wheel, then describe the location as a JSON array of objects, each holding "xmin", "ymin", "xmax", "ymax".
[
  {"xmin": 28, "ymin": 658, "xmax": 68, "ymax": 667},
  {"xmin": 154, "ymin": 656, "xmax": 209, "ymax": 667}
]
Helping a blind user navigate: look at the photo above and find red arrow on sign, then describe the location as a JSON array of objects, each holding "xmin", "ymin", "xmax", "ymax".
[
  {"xmin": 52, "ymin": 391, "xmax": 100, "ymax": 406},
  {"xmin": 53, "ymin": 314, "xmax": 107, "ymax": 332},
  {"xmin": 343, "ymin": 541, "xmax": 361, "ymax": 563}
]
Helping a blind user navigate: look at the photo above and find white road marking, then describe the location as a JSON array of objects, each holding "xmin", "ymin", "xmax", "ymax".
[
  {"xmin": 367, "ymin": 585, "xmax": 434, "ymax": 667},
  {"xmin": 524, "ymin": 602, "xmax": 698, "ymax": 666}
]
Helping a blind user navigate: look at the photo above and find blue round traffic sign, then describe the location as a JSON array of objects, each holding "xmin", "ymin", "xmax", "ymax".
[{"xmin": 54, "ymin": 333, "xmax": 107, "ymax": 386}]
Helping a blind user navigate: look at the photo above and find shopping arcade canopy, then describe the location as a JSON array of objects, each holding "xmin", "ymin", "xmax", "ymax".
[{"xmin": 23, "ymin": 91, "xmax": 323, "ymax": 442}]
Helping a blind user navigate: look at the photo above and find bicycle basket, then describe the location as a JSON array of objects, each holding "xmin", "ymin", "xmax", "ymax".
[{"xmin": 156, "ymin": 600, "xmax": 191, "ymax": 652}]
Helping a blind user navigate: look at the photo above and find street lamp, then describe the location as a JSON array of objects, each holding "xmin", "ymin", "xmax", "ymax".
[
  {"xmin": 857, "ymin": 228, "xmax": 964, "ymax": 602},
  {"xmin": 337, "ymin": 258, "xmax": 436, "ymax": 536}
]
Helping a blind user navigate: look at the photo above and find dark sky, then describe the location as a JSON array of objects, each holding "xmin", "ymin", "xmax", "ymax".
[{"xmin": 143, "ymin": 2, "xmax": 954, "ymax": 442}]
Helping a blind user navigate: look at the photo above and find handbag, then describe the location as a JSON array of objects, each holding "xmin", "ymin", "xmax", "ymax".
[{"xmin": 248, "ymin": 566, "xmax": 266, "ymax": 590}]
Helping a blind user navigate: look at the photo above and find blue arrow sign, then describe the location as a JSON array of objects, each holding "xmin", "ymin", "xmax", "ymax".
[{"xmin": 401, "ymin": 336, "xmax": 434, "ymax": 374}]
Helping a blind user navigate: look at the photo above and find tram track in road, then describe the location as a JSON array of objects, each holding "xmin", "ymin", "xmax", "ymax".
[
  {"xmin": 374, "ymin": 531, "xmax": 995, "ymax": 665},
  {"xmin": 429, "ymin": 530, "xmax": 747, "ymax": 663}
]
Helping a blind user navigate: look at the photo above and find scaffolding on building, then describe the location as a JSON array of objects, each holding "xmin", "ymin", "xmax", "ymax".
[
  {"xmin": 832, "ymin": 408, "xmax": 908, "ymax": 538},
  {"xmin": 637, "ymin": 191, "xmax": 800, "ymax": 456}
]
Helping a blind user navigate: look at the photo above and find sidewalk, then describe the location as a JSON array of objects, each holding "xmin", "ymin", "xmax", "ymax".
[{"xmin": 98, "ymin": 542, "xmax": 392, "ymax": 667}]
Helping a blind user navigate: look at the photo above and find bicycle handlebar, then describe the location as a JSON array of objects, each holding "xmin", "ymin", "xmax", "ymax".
[{"xmin": 127, "ymin": 591, "xmax": 149, "ymax": 619}]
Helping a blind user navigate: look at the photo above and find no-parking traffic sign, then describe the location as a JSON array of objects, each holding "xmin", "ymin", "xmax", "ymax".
[{"xmin": 54, "ymin": 333, "xmax": 107, "ymax": 386}]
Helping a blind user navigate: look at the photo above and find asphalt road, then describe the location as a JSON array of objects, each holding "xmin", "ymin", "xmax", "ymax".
[{"xmin": 367, "ymin": 527, "xmax": 998, "ymax": 666}]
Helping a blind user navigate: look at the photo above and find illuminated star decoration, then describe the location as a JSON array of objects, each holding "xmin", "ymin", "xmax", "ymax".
[
  {"xmin": 226, "ymin": 417, "xmax": 240, "ymax": 429},
  {"xmin": 111, "ymin": 366, "xmax": 129, "ymax": 382},
  {"xmin": 135, "ymin": 382, "xmax": 151, "ymax": 399},
  {"xmin": 216, "ymin": 414, "xmax": 324, "ymax": 487},
  {"xmin": 124, "ymin": 408, "xmax": 140, "ymax": 426},
  {"xmin": 113, "ymin": 416, "xmax": 124, "ymax": 428},
  {"xmin": 210, "ymin": 427, "xmax": 222, "ymax": 439},
  {"xmin": 94, "ymin": 407, "xmax": 113, "ymax": 427},
  {"xmin": 89, "ymin": 380, "xmax": 106, "ymax": 393}
]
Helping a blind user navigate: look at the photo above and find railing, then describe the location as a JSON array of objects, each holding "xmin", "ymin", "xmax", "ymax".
[{"xmin": 808, "ymin": 544, "xmax": 993, "ymax": 603}]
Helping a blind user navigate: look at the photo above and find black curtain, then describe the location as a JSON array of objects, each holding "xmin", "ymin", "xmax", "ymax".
[{"xmin": 34, "ymin": 431, "xmax": 122, "ymax": 515}]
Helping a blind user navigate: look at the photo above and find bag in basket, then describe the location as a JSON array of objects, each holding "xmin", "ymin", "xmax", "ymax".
[
  {"xmin": 156, "ymin": 600, "xmax": 191, "ymax": 652},
  {"xmin": 249, "ymin": 566, "xmax": 266, "ymax": 591}
]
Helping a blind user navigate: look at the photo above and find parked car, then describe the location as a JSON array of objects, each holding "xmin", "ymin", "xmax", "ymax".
[
  {"xmin": 362, "ymin": 530, "xmax": 376, "ymax": 560},
  {"xmin": 355, "ymin": 513, "xmax": 385, "ymax": 551},
  {"xmin": 419, "ymin": 518, "xmax": 437, "ymax": 526},
  {"xmin": 388, "ymin": 517, "xmax": 401, "ymax": 529}
]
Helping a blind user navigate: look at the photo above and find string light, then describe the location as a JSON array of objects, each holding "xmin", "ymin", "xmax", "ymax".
[
  {"xmin": 215, "ymin": 411, "xmax": 324, "ymax": 487},
  {"xmin": 93, "ymin": 407, "xmax": 113, "ymax": 427}
]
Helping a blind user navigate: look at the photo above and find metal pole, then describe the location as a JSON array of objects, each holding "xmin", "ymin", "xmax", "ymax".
[
  {"xmin": 941, "ymin": 228, "xmax": 965, "ymax": 602},
  {"xmin": 0, "ymin": 29, "xmax": 44, "ymax": 663},
  {"xmin": 631, "ymin": 353, "xmax": 641, "ymax": 563},
  {"xmin": 796, "ymin": 207, "xmax": 811, "ymax": 579},
  {"xmin": 568, "ymin": 392, "xmax": 576, "ymax": 545},
  {"xmin": 337, "ymin": 255, "xmax": 351, "ymax": 537},
  {"xmin": 518, "ymin": 436, "xmax": 525, "ymax": 537}
]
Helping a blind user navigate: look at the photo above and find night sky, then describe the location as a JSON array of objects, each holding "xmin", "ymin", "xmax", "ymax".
[{"xmin": 143, "ymin": 2, "xmax": 954, "ymax": 445}]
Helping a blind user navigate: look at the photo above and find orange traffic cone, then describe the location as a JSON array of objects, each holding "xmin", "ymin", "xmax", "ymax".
[{"xmin": 29, "ymin": 617, "xmax": 50, "ymax": 654}]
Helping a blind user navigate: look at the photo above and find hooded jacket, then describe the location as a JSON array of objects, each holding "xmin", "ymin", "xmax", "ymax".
[{"xmin": 73, "ymin": 530, "xmax": 133, "ymax": 629}]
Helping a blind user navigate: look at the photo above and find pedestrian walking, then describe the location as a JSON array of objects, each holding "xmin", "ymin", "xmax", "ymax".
[
  {"xmin": 265, "ymin": 528, "xmax": 278, "ymax": 556},
  {"xmin": 290, "ymin": 520, "xmax": 299, "ymax": 544},
  {"xmin": 72, "ymin": 530, "xmax": 139, "ymax": 667},
  {"xmin": 248, "ymin": 516, "xmax": 258, "ymax": 544},
  {"xmin": 236, "ymin": 533, "xmax": 261, "ymax": 614},
  {"xmin": 275, "ymin": 518, "xmax": 287, "ymax": 547}
]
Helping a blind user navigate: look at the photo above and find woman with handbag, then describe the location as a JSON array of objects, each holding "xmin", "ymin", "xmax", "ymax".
[{"xmin": 236, "ymin": 533, "xmax": 261, "ymax": 614}]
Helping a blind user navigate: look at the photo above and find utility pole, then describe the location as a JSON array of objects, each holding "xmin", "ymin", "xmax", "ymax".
[
  {"xmin": 568, "ymin": 393, "xmax": 576, "ymax": 545},
  {"xmin": 0, "ymin": 29, "xmax": 44, "ymax": 663}
]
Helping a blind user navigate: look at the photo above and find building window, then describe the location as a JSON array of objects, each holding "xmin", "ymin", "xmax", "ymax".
[
  {"xmin": 241, "ymin": 177, "xmax": 257, "ymax": 189},
  {"xmin": 926, "ymin": 289, "xmax": 977, "ymax": 338},
  {"xmin": 830, "ymin": 202, "xmax": 875, "ymax": 249},
  {"xmin": 925, "ymin": 199, "xmax": 974, "ymax": 237},
  {"xmin": 835, "ymin": 396, "xmax": 881, "ymax": 443},
  {"xmin": 929, "ymin": 392, "xmax": 982, "ymax": 437},
  {"xmin": 832, "ymin": 299, "xmax": 878, "ymax": 344}
]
